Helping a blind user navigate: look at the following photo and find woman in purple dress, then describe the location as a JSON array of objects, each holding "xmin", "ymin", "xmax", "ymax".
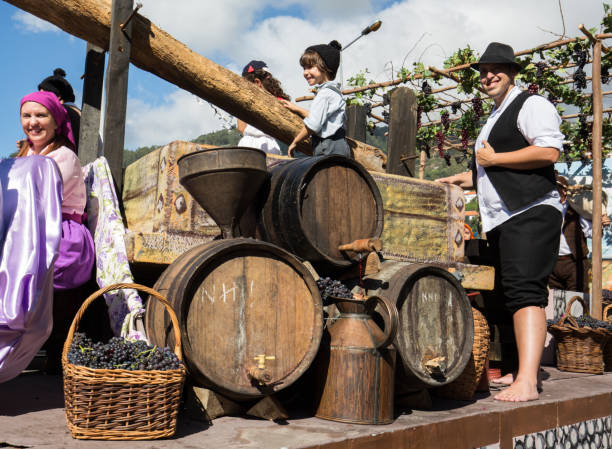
[{"xmin": 17, "ymin": 91, "xmax": 94, "ymax": 289}]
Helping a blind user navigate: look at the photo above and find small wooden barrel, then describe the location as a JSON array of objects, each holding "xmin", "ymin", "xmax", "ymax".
[
  {"xmin": 365, "ymin": 261, "xmax": 474, "ymax": 390},
  {"xmin": 145, "ymin": 238, "xmax": 323, "ymax": 399},
  {"xmin": 259, "ymin": 155, "xmax": 384, "ymax": 268}
]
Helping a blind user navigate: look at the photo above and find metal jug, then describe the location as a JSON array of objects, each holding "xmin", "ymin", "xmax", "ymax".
[{"xmin": 314, "ymin": 295, "xmax": 398, "ymax": 424}]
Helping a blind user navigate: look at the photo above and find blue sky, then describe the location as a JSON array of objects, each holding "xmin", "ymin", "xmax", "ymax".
[{"xmin": 0, "ymin": 0, "xmax": 607, "ymax": 159}]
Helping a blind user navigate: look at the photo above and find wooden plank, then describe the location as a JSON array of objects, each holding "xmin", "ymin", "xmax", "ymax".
[
  {"xmin": 78, "ymin": 43, "xmax": 105, "ymax": 164},
  {"xmin": 387, "ymin": 87, "xmax": 417, "ymax": 176},
  {"xmin": 123, "ymin": 148, "xmax": 467, "ymax": 267},
  {"xmin": 102, "ymin": 0, "xmax": 133, "ymax": 191},
  {"xmin": 345, "ymin": 104, "xmax": 368, "ymax": 143}
]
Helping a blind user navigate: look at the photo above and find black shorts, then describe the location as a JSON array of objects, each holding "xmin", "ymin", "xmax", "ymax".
[{"xmin": 486, "ymin": 205, "xmax": 562, "ymax": 314}]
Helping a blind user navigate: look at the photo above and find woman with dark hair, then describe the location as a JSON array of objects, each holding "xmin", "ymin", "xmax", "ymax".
[
  {"xmin": 38, "ymin": 68, "xmax": 81, "ymax": 152},
  {"xmin": 237, "ymin": 60, "xmax": 289, "ymax": 154}
]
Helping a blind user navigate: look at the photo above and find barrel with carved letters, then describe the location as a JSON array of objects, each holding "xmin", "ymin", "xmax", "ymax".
[
  {"xmin": 259, "ymin": 155, "xmax": 384, "ymax": 269},
  {"xmin": 145, "ymin": 238, "xmax": 323, "ymax": 399},
  {"xmin": 365, "ymin": 261, "xmax": 474, "ymax": 390}
]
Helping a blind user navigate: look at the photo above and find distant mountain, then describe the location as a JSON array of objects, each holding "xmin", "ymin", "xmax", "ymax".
[{"xmin": 121, "ymin": 124, "xmax": 463, "ymax": 180}]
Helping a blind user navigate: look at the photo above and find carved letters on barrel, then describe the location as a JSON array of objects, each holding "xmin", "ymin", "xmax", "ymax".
[
  {"xmin": 145, "ymin": 239, "xmax": 323, "ymax": 399},
  {"xmin": 365, "ymin": 261, "xmax": 474, "ymax": 390}
]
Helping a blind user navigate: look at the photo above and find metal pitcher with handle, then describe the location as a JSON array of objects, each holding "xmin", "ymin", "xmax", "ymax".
[{"xmin": 314, "ymin": 294, "xmax": 399, "ymax": 424}]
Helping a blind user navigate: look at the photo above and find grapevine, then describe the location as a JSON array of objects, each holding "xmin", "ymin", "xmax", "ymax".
[{"xmin": 339, "ymin": 6, "xmax": 612, "ymax": 177}]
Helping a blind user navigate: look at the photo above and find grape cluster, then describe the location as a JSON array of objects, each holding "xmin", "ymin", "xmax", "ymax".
[
  {"xmin": 316, "ymin": 277, "xmax": 352, "ymax": 305},
  {"xmin": 461, "ymin": 128, "xmax": 469, "ymax": 150},
  {"xmin": 528, "ymin": 83, "xmax": 539, "ymax": 94},
  {"xmin": 435, "ymin": 130, "xmax": 445, "ymax": 156},
  {"xmin": 573, "ymin": 67, "xmax": 587, "ymax": 91},
  {"xmin": 422, "ymin": 80, "xmax": 432, "ymax": 96},
  {"xmin": 547, "ymin": 315, "xmax": 612, "ymax": 331},
  {"xmin": 578, "ymin": 114, "xmax": 590, "ymax": 140},
  {"xmin": 602, "ymin": 289, "xmax": 612, "ymax": 301},
  {"xmin": 471, "ymin": 97, "xmax": 483, "ymax": 120},
  {"xmin": 547, "ymin": 93, "xmax": 559, "ymax": 105},
  {"xmin": 67, "ymin": 332, "xmax": 182, "ymax": 371},
  {"xmin": 573, "ymin": 48, "xmax": 589, "ymax": 68},
  {"xmin": 535, "ymin": 61, "xmax": 548, "ymax": 79},
  {"xmin": 416, "ymin": 105, "xmax": 423, "ymax": 130},
  {"xmin": 602, "ymin": 65, "xmax": 610, "ymax": 84},
  {"xmin": 451, "ymin": 102, "xmax": 461, "ymax": 114},
  {"xmin": 443, "ymin": 152, "xmax": 451, "ymax": 166},
  {"xmin": 441, "ymin": 110, "xmax": 450, "ymax": 131}
]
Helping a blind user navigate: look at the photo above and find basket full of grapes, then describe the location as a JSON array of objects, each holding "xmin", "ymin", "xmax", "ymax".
[
  {"xmin": 604, "ymin": 304, "xmax": 612, "ymax": 372},
  {"xmin": 547, "ymin": 296, "xmax": 611, "ymax": 375},
  {"xmin": 61, "ymin": 283, "xmax": 186, "ymax": 440}
]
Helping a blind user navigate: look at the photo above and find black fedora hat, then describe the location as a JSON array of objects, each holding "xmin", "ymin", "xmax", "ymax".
[{"xmin": 470, "ymin": 42, "xmax": 522, "ymax": 72}]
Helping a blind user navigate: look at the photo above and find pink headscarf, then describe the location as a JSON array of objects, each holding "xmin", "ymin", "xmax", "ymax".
[{"xmin": 20, "ymin": 91, "xmax": 75, "ymax": 148}]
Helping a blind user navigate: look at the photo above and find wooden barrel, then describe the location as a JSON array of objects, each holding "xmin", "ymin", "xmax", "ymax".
[
  {"xmin": 260, "ymin": 155, "xmax": 384, "ymax": 268},
  {"xmin": 364, "ymin": 261, "xmax": 474, "ymax": 390},
  {"xmin": 145, "ymin": 238, "xmax": 323, "ymax": 399}
]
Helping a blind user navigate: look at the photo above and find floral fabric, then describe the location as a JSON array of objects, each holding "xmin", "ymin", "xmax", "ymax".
[{"xmin": 82, "ymin": 157, "xmax": 146, "ymax": 340}]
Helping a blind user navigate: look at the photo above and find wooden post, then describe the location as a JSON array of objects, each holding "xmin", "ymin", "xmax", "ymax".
[
  {"xmin": 79, "ymin": 43, "xmax": 106, "ymax": 165},
  {"xmin": 387, "ymin": 87, "xmax": 417, "ymax": 176},
  {"xmin": 102, "ymin": 0, "xmax": 133, "ymax": 191},
  {"xmin": 591, "ymin": 39, "xmax": 603, "ymax": 319},
  {"xmin": 346, "ymin": 104, "xmax": 368, "ymax": 143},
  {"xmin": 419, "ymin": 150, "xmax": 427, "ymax": 179}
]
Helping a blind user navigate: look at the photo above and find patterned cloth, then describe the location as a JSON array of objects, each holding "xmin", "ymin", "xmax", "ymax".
[{"xmin": 82, "ymin": 157, "xmax": 146, "ymax": 340}]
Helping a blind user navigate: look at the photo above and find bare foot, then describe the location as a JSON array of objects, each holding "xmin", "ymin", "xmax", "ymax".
[
  {"xmin": 493, "ymin": 379, "xmax": 539, "ymax": 402},
  {"xmin": 490, "ymin": 372, "xmax": 515, "ymax": 385}
]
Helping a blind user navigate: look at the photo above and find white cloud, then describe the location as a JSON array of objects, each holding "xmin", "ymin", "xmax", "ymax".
[
  {"xmin": 12, "ymin": 11, "xmax": 61, "ymax": 33},
  {"xmin": 124, "ymin": 90, "xmax": 231, "ymax": 150},
  {"xmin": 123, "ymin": 0, "xmax": 608, "ymax": 149}
]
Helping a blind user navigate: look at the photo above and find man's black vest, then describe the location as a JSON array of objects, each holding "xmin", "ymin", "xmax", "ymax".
[{"xmin": 471, "ymin": 91, "xmax": 556, "ymax": 212}]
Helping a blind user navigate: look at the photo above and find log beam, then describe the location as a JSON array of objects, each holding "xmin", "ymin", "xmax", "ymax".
[{"xmin": 6, "ymin": 0, "xmax": 385, "ymax": 168}]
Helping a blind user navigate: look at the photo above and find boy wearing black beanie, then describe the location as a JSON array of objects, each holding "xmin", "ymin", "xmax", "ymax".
[{"xmin": 282, "ymin": 41, "xmax": 351, "ymax": 158}]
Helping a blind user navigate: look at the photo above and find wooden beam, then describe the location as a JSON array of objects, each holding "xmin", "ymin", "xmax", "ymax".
[
  {"xmin": 101, "ymin": 0, "xmax": 133, "ymax": 190},
  {"xmin": 3, "ymin": 0, "xmax": 305, "ymax": 155},
  {"xmin": 78, "ymin": 43, "xmax": 105, "ymax": 165},
  {"xmin": 295, "ymin": 33, "xmax": 612, "ymax": 102},
  {"xmin": 591, "ymin": 39, "xmax": 604, "ymax": 319},
  {"xmin": 345, "ymin": 104, "xmax": 368, "ymax": 143},
  {"xmin": 387, "ymin": 87, "xmax": 417, "ymax": 177}
]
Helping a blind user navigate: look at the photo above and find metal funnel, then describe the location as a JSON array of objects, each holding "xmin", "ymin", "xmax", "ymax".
[{"xmin": 177, "ymin": 147, "xmax": 268, "ymax": 238}]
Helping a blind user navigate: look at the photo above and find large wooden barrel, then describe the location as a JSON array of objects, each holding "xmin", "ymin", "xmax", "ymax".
[
  {"xmin": 145, "ymin": 238, "xmax": 323, "ymax": 399},
  {"xmin": 364, "ymin": 261, "xmax": 474, "ymax": 390},
  {"xmin": 260, "ymin": 155, "xmax": 384, "ymax": 268}
]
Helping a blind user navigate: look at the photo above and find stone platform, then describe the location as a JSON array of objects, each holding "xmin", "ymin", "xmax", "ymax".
[{"xmin": 1, "ymin": 367, "xmax": 611, "ymax": 449}]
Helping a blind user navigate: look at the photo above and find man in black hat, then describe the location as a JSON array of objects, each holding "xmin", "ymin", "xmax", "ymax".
[{"xmin": 437, "ymin": 42, "xmax": 564, "ymax": 402}]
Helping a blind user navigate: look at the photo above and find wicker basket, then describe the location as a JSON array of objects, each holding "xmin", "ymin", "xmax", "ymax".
[
  {"xmin": 604, "ymin": 304, "xmax": 612, "ymax": 372},
  {"xmin": 548, "ymin": 296, "xmax": 609, "ymax": 375},
  {"xmin": 62, "ymin": 283, "xmax": 186, "ymax": 440},
  {"xmin": 435, "ymin": 307, "xmax": 490, "ymax": 401}
]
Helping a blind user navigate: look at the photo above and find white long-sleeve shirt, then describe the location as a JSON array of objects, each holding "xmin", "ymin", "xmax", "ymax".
[{"xmin": 303, "ymin": 81, "xmax": 345, "ymax": 138}]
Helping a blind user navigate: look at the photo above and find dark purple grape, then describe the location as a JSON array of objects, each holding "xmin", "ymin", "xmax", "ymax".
[
  {"xmin": 435, "ymin": 130, "xmax": 445, "ymax": 154},
  {"xmin": 441, "ymin": 110, "xmax": 450, "ymax": 131},
  {"xmin": 472, "ymin": 97, "xmax": 483, "ymax": 120}
]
